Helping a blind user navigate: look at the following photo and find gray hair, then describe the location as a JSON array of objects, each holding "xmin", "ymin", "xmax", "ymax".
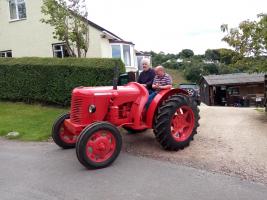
[{"xmin": 141, "ymin": 58, "xmax": 151, "ymax": 66}]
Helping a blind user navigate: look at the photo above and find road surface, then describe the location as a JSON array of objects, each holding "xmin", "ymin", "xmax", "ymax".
[{"xmin": 0, "ymin": 139, "xmax": 267, "ymax": 200}]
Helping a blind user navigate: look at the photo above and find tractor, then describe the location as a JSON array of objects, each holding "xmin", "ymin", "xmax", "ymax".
[{"xmin": 52, "ymin": 71, "xmax": 200, "ymax": 169}]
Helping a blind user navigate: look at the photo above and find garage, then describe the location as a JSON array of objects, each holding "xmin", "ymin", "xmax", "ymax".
[{"xmin": 199, "ymin": 73, "xmax": 265, "ymax": 106}]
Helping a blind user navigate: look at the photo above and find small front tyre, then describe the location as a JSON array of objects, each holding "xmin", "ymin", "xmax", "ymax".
[{"xmin": 76, "ymin": 122, "xmax": 122, "ymax": 169}]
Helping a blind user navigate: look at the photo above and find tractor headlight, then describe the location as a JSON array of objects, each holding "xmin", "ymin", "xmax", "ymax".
[{"xmin": 88, "ymin": 105, "xmax": 96, "ymax": 113}]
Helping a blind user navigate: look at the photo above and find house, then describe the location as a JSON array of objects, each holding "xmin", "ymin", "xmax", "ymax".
[
  {"xmin": 0, "ymin": 0, "xmax": 138, "ymax": 72},
  {"xmin": 199, "ymin": 73, "xmax": 266, "ymax": 107}
]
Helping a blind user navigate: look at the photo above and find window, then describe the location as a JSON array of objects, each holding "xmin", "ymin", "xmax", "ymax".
[
  {"xmin": 111, "ymin": 44, "xmax": 133, "ymax": 66},
  {"xmin": 228, "ymin": 87, "xmax": 240, "ymax": 95},
  {"xmin": 9, "ymin": 0, "xmax": 27, "ymax": 21},
  {"xmin": 0, "ymin": 50, "xmax": 12, "ymax": 57},
  {"xmin": 52, "ymin": 43, "xmax": 70, "ymax": 58},
  {"xmin": 111, "ymin": 45, "xmax": 121, "ymax": 58},
  {"xmin": 123, "ymin": 45, "xmax": 131, "ymax": 66}
]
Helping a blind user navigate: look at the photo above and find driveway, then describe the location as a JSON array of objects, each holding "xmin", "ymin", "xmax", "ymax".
[
  {"xmin": 0, "ymin": 139, "xmax": 267, "ymax": 200},
  {"xmin": 122, "ymin": 106, "xmax": 267, "ymax": 184}
]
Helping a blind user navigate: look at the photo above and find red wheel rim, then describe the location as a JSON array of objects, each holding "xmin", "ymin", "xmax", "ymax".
[
  {"xmin": 171, "ymin": 106, "xmax": 195, "ymax": 142},
  {"xmin": 86, "ymin": 130, "xmax": 116, "ymax": 163},
  {"xmin": 59, "ymin": 124, "xmax": 76, "ymax": 144}
]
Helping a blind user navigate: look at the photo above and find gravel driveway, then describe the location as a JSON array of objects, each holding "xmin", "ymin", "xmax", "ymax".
[{"xmin": 121, "ymin": 106, "xmax": 267, "ymax": 184}]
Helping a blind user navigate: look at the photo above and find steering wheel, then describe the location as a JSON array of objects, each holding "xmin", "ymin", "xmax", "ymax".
[{"xmin": 186, "ymin": 88, "xmax": 195, "ymax": 96}]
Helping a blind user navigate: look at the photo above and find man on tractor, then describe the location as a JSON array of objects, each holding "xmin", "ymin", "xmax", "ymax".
[
  {"xmin": 146, "ymin": 65, "xmax": 172, "ymax": 108},
  {"xmin": 137, "ymin": 58, "xmax": 155, "ymax": 94}
]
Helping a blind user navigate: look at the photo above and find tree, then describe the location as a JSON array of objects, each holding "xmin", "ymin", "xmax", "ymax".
[
  {"xmin": 205, "ymin": 48, "xmax": 239, "ymax": 64},
  {"xmin": 221, "ymin": 14, "xmax": 267, "ymax": 57},
  {"xmin": 41, "ymin": 0, "xmax": 89, "ymax": 57},
  {"xmin": 205, "ymin": 49, "xmax": 220, "ymax": 62},
  {"xmin": 179, "ymin": 49, "xmax": 194, "ymax": 58}
]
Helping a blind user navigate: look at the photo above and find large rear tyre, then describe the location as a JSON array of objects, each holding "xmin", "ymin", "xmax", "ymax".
[
  {"xmin": 153, "ymin": 94, "xmax": 200, "ymax": 151},
  {"xmin": 76, "ymin": 122, "xmax": 122, "ymax": 169},
  {"xmin": 52, "ymin": 113, "xmax": 76, "ymax": 149}
]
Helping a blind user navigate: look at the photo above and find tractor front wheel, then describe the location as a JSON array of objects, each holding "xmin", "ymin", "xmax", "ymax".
[
  {"xmin": 76, "ymin": 122, "xmax": 122, "ymax": 169},
  {"xmin": 153, "ymin": 94, "xmax": 200, "ymax": 151},
  {"xmin": 52, "ymin": 113, "xmax": 76, "ymax": 149}
]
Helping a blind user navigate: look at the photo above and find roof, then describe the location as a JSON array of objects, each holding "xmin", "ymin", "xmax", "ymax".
[
  {"xmin": 202, "ymin": 73, "xmax": 265, "ymax": 86},
  {"xmin": 109, "ymin": 39, "xmax": 134, "ymax": 45},
  {"xmin": 135, "ymin": 51, "xmax": 151, "ymax": 56},
  {"xmin": 69, "ymin": 9, "xmax": 133, "ymax": 43},
  {"xmin": 85, "ymin": 19, "xmax": 123, "ymax": 41}
]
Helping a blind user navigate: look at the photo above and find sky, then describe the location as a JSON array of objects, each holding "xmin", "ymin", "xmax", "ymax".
[{"xmin": 86, "ymin": 0, "xmax": 267, "ymax": 55}]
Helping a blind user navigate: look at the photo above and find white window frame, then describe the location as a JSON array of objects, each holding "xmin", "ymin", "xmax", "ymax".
[
  {"xmin": 9, "ymin": 0, "xmax": 27, "ymax": 22},
  {"xmin": 111, "ymin": 43, "xmax": 135, "ymax": 67},
  {"xmin": 0, "ymin": 50, "xmax": 12, "ymax": 57},
  {"xmin": 52, "ymin": 43, "xmax": 70, "ymax": 58}
]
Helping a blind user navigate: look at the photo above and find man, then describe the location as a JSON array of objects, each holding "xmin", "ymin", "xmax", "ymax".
[
  {"xmin": 146, "ymin": 65, "xmax": 172, "ymax": 108},
  {"xmin": 137, "ymin": 58, "xmax": 155, "ymax": 93}
]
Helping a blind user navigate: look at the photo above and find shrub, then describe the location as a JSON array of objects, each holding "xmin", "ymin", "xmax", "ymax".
[{"xmin": 0, "ymin": 57, "xmax": 125, "ymax": 106}]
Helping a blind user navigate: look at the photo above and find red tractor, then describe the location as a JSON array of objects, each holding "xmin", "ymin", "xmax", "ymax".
[{"xmin": 52, "ymin": 78, "xmax": 200, "ymax": 169}]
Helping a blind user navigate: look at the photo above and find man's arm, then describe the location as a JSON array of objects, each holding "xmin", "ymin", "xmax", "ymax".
[
  {"xmin": 159, "ymin": 74, "xmax": 172, "ymax": 89},
  {"xmin": 152, "ymin": 75, "xmax": 160, "ymax": 89},
  {"xmin": 159, "ymin": 85, "xmax": 172, "ymax": 89}
]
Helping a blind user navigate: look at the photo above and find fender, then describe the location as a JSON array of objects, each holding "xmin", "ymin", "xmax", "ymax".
[{"xmin": 145, "ymin": 88, "xmax": 188, "ymax": 128}]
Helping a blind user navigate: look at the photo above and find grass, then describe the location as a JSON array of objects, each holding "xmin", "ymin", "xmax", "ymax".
[
  {"xmin": 165, "ymin": 68, "xmax": 187, "ymax": 87},
  {"xmin": 255, "ymin": 107, "xmax": 267, "ymax": 115},
  {"xmin": 0, "ymin": 102, "xmax": 68, "ymax": 141}
]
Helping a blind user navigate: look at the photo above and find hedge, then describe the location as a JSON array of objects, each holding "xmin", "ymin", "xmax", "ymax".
[{"xmin": 0, "ymin": 57, "xmax": 125, "ymax": 106}]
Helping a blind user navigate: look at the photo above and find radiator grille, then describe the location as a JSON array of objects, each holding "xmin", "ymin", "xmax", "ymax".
[{"xmin": 70, "ymin": 97, "xmax": 83, "ymax": 124}]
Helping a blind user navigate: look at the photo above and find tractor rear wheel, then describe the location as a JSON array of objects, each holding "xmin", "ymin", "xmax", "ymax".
[
  {"xmin": 52, "ymin": 113, "xmax": 76, "ymax": 149},
  {"xmin": 76, "ymin": 122, "xmax": 122, "ymax": 169},
  {"xmin": 153, "ymin": 94, "xmax": 200, "ymax": 151}
]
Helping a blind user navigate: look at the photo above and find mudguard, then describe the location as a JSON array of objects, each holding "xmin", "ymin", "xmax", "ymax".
[{"xmin": 145, "ymin": 88, "xmax": 188, "ymax": 128}]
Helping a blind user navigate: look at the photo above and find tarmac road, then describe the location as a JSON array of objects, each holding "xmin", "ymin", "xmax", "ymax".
[{"xmin": 0, "ymin": 139, "xmax": 267, "ymax": 200}]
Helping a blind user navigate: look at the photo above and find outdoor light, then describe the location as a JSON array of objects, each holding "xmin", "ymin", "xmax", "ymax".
[{"xmin": 88, "ymin": 105, "xmax": 96, "ymax": 113}]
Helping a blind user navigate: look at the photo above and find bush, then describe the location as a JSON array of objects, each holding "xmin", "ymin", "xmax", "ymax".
[{"xmin": 0, "ymin": 57, "xmax": 125, "ymax": 106}]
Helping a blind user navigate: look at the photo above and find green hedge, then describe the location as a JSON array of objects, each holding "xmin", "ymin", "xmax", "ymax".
[{"xmin": 0, "ymin": 57, "xmax": 125, "ymax": 106}]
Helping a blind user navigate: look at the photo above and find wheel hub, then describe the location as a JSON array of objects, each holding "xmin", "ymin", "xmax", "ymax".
[
  {"xmin": 86, "ymin": 131, "xmax": 116, "ymax": 163},
  {"xmin": 171, "ymin": 106, "xmax": 195, "ymax": 142},
  {"xmin": 59, "ymin": 125, "xmax": 76, "ymax": 144}
]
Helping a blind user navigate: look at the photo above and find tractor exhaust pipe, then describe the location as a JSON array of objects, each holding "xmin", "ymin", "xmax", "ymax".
[{"xmin": 113, "ymin": 65, "xmax": 119, "ymax": 90}]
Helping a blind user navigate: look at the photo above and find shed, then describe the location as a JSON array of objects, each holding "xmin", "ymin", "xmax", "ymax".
[{"xmin": 199, "ymin": 73, "xmax": 265, "ymax": 106}]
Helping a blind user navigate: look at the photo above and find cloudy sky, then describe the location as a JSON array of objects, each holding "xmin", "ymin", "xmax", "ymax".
[{"xmin": 86, "ymin": 0, "xmax": 266, "ymax": 55}]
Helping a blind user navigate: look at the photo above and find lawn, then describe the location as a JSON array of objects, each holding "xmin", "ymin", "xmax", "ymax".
[
  {"xmin": 0, "ymin": 102, "xmax": 68, "ymax": 141},
  {"xmin": 165, "ymin": 68, "xmax": 187, "ymax": 87}
]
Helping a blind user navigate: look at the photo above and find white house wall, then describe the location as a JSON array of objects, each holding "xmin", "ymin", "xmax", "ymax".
[
  {"xmin": 100, "ymin": 37, "xmax": 112, "ymax": 58},
  {"xmin": 0, "ymin": 0, "xmax": 112, "ymax": 58},
  {"xmin": 0, "ymin": 0, "xmax": 58, "ymax": 57},
  {"xmin": 86, "ymin": 26, "xmax": 111, "ymax": 58}
]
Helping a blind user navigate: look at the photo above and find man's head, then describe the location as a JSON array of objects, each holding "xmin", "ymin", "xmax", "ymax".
[
  {"xmin": 141, "ymin": 58, "xmax": 151, "ymax": 71},
  {"xmin": 155, "ymin": 65, "xmax": 165, "ymax": 77}
]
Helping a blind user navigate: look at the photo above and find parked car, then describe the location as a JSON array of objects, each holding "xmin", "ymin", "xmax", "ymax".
[{"xmin": 179, "ymin": 83, "xmax": 201, "ymax": 105}]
